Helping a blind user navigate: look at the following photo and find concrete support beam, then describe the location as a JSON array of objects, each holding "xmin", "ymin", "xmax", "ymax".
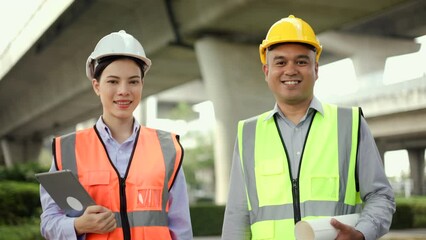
[
  {"xmin": 407, "ymin": 148, "xmax": 425, "ymax": 195},
  {"xmin": 0, "ymin": 0, "xmax": 73, "ymax": 81},
  {"xmin": 0, "ymin": 0, "xmax": 177, "ymax": 140},
  {"xmin": 366, "ymin": 108, "xmax": 426, "ymax": 140},
  {"xmin": 319, "ymin": 32, "xmax": 420, "ymax": 84},
  {"xmin": 195, "ymin": 37, "xmax": 272, "ymax": 204}
]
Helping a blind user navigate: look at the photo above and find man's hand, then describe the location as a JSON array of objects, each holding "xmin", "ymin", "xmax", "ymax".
[
  {"xmin": 74, "ymin": 205, "xmax": 116, "ymax": 235},
  {"xmin": 331, "ymin": 218, "xmax": 365, "ymax": 240}
]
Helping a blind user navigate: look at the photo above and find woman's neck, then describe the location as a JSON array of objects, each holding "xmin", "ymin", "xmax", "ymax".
[{"xmin": 103, "ymin": 116, "xmax": 134, "ymax": 144}]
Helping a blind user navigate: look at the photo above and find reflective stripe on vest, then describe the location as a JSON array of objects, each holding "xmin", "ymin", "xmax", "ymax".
[
  {"xmin": 237, "ymin": 103, "xmax": 362, "ymax": 239},
  {"xmin": 53, "ymin": 126, "xmax": 182, "ymax": 240}
]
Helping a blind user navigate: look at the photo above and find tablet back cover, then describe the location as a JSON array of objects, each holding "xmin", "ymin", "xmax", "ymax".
[{"xmin": 36, "ymin": 170, "xmax": 95, "ymax": 217}]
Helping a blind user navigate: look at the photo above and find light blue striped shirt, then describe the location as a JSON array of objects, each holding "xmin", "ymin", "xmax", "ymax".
[{"xmin": 40, "ymin": 117, "xmax": 193, "ymax": 239}]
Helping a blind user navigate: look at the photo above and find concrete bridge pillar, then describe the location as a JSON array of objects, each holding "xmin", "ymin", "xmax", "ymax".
[
  {"xmin": 407, "ymin": 148, "xmax": 425, "ymax": 195},
  {"xmin": 195, "ymin": 37, "xmax": 273, "ymax": 204},
  {"xmin": 0, "ymin": 138, "xmax": 42, "ymax": 167},
  {"xmin": 0, "ymin": 139, "xmax": 13, "ymax": 167}
]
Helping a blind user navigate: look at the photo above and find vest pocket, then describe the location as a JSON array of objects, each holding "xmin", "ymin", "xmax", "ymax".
[
  {"xmin": 251, "ymin": 220, "xmax": 274, "ymax": 239},
  {"xmin": 136, "ymin": 187, "xmax": 162, "ymax": 210},
  {"xmin": 257, "ymin": 160, "xmax": 287, "ymax": 205},
  {"xmin": 310, "ymin": 176, "xmax": 338, "ymax": 200},
  {"xmin": 86, "ymin": 170, "xmax": 111, "ymax": 207}
]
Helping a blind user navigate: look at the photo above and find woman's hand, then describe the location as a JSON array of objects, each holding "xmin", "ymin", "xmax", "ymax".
[{"xmin": 74, "ymin": 205, "xmax": 116, "ymax": 235}]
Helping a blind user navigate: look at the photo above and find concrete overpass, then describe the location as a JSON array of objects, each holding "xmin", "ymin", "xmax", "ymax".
[{"xmin": 1, "ymin": 0, "xmax": 425, "ymax": 201}]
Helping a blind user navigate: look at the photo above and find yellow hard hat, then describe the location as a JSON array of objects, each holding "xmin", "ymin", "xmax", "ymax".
[{"xmin": 259, "ymin": 15, "xmax": 322, "ymax": 64}]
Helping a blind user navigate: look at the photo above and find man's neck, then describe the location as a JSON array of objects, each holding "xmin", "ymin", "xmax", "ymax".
[{"xmin": 277, "ymin": 99, "xmax": 312, "ymax": 125}]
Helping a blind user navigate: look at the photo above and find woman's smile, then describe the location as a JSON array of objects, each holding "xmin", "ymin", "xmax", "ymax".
[{"xmin": 114, "ymin": 100, "xmax": 132, "ymax": 109}]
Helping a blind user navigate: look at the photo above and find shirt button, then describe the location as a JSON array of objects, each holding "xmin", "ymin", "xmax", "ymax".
[{"xmin": 296, "ymin": 151, "xmax": 301, "ymax": 155}]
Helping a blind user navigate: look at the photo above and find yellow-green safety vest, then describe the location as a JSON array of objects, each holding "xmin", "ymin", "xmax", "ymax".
[{"xmin": 237, "ymin": 103, "xmax": 363, "ymax": 240}]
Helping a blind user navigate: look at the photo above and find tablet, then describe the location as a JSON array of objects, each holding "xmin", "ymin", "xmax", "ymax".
[{"xmin": 35, "ymin": 169, "xmax": 96, "ymax": 217}]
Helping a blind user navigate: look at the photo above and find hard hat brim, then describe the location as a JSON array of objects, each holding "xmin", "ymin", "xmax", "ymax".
[
  {"xmin": 85, "ymin": 53, "xmax": 152, "ymax": 80},
  {"xmin": 259, "ymin": 40, "xmax": 322, "ymax": 64}
]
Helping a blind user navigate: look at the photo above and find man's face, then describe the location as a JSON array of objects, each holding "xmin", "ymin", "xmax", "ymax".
[{"xmin": 263, "ymin": 43, "xmax": 318, "ymax": 106}]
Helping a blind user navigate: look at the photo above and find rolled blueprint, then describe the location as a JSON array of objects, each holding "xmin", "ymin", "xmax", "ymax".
[{"xmin": 294, "ymin": 214, "xmax": 360, "ymax": 240}]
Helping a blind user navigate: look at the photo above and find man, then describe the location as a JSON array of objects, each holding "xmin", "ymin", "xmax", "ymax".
[{"xmin": 221, "ymin": 15, "xmax": 395, "ymax": 240}]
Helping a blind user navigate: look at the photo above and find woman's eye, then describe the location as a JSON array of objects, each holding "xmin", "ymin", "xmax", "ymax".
[{"xmin": 107, "ymin": 80, "xmax": 118, "ymax": 84}]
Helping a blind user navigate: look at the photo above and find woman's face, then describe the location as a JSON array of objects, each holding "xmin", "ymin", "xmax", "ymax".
[{"xmin": 92, "ymin": 58, "xmax": 143, "ymax": 123}]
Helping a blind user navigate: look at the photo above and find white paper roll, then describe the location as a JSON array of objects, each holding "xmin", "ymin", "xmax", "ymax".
[{"xmin": 294, "ymin": 214, "xmax": 360, "ymax": 240}]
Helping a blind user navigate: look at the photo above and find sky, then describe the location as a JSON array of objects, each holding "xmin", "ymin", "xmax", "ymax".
[{"xmin": 1, "ymin": 0, "xmax": 424, "ymax": 178}]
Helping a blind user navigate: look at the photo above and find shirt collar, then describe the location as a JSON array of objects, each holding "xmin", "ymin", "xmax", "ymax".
[
  {"xmin": 264, "ymin": 97, "xmax": 324, "ymax": 121},
  {"xmin": 95, "ymin": 116, "xmax": 140, "ymax": 141}
]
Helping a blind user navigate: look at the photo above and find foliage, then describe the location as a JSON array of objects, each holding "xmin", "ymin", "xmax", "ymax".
[
  {"xmin": 0, "ymin": 162, "xmax": 49, "ymax": 182},
  {"xmin": 391, "ymin": 203, "xmax": 414, "ymax": 229},
  {"xmin": 0, "ymin": 221, "xmax": 43, "ymax": 240},
  {"xmin": 0, "ymin": 181, "xmax": 41, "ymax": 225},
  {"xmin": 167, "ymin": 102, "xmax": 198, "ymax": 120},
  {"xmin": 190, "ymin": 204, "xmax": 225, "ymax": 236},
  {"xmin": 183, "ymin": 133, "xmax": 215, "ymax": 191},
  {"xmin": 392, "ymin": 197, "xmax": 426, "ymax": 229},
  {"xmin": 396, "ymin": 196, "xmax": 426, "ymax": 204},
  {"xmin": 166, "ymin": 101, "xmax": 216, "ymax": 202}
]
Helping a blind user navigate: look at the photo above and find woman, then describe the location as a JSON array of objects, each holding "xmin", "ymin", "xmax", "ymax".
[{"xmin": 40, "ymin": 30, "xmax": 193, "ymax": 240}]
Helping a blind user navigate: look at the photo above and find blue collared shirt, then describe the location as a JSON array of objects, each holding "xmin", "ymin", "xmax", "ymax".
[
  {"xmin": 40, "ymin": 117, "xmax": 193, "ymax": 240},
  {"xmin": 264, "ymin": 97, "xmax": 323, "ymax": 176}
]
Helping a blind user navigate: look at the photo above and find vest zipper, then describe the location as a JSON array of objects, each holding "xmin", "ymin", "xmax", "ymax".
[
  {"xmin": 273, "ymin": 113, "xmax": 316, "ymax": 225},
  {"xmin": 119, "ymin": 177, "xmax": 131, "ymax": 240},
  {"xmin": 93, "ymin": 126, "xmax": 138, "ymax": 240},
  {"xmin": 293, "ymin": 115, "xmax": 315, "ymax": 224},
  {"xmin": 273, "ymin": 115, "xmax": 304, "ymax": 224},
  {"xmin": 291, "ymin": 178, "xmax": 301, "ymax": 223}
]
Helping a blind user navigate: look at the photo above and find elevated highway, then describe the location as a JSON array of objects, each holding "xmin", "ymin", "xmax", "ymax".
[{"xmin": 0, "ymin": 0, "xmax": 425, "ymax": 200}]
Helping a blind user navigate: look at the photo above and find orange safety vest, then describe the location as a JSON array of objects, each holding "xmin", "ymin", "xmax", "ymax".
[{"xmin": 53, "ymin": 126, "xmax": 183, "ymax": 240}]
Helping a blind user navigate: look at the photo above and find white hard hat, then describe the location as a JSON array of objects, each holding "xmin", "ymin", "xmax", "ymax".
[{"xmin": 86, "ymin": 30, "xmax": 152, "ymax": 80}]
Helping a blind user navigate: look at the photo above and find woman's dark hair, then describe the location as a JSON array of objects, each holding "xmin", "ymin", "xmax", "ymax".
[{"xmin": 93, "ymin": 55, "xmax": 147, "ymax": 81}]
